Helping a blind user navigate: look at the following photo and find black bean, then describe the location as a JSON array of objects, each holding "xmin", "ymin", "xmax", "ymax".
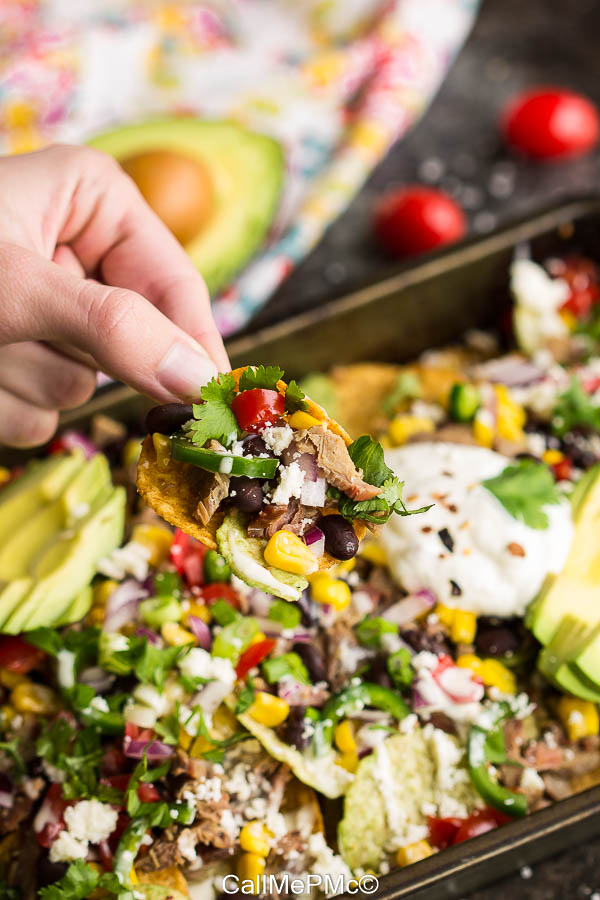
[
  {"xmin": 145, "ymin": 403, "xmax": 194, "ymax": 435},
  {"xmin": 38, "ymin": 858, "xmax": 69, "ymax": 888},
  {"xmin": 284, "ymin": 706, "xmax": 311, "ymax": 750},
  {"xmin": 230, "ymin": 477, "xmax": 264, "ymax": 514},
  {"xmin": 476, "ymin": 623, "xmax": 520, "ymax": 657},
  {"xmin": 242, "ymin": 435, "xmax": 275, "ymax": 457},
  {"xmin": 319, "ymin": 514, "xmax": 359, "ymax": 561},
  {"xmin": 367, "ymin": 656, "xmax": 393, "ymax": 689},
  {"xmin": 401, "ymin": 627, "xmax": 452, "ymax": 657},
  {"xmin": 292, "ymin": 642, "xmax": 327, "ymax": 683}
]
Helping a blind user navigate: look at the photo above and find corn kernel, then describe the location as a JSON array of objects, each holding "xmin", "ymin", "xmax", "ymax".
[
  {"xmin": 240, "ymin": 821, "xmax": 273, "ymax": 857},
  {"xmin": 122, "ymin": 437, "xmax": 142, "ymax": 468},
  {"xmin": 336, "ymin": 751, "xmax": 359, "ymax": 773},
  {"xmin": 247, "ymin": 692, "xmax": 290, "ymax": 727},
  {"xmin": 396, "ymin": 841, "xmax": 434, "ymax": 867},
  {"xmin": 129, "ymin": 868, "xmax": 139, "ymax": 885},
  {"xmin": 184, "ymin": 601, "xmax": 211, "ymax": 624},
  {"xmin": 309, "ymin": 573, "xmax": 351, "ymax": 610},
  {"xmin": 359, "ymin": 542, "xmax": 387, "ymax": 567},
  {"xmin": 161, "ymin": 622, "xmax": 195, "ymax": 646},
  {"xmin": 287, "ymin": 411, "xmax": 322, "ymax": 429},
  {"xmin": 334, "ymin": 720, "xmax": 357, "ymax": 754},
  {"xmin": 0, "ymin": 670, "xmax": 27, "ymax": 689},
  {"xmin": 132, "ymin": 524, "xmax": 173, "ymax": 566},
  {"xmin": 542, "ymin": 449, "xmax": 565, "ymax": 465},
  {"xmin": 264, "ymin": 530, "xmax": 318, "ymax": 576},
  {"xmin": 0, "ymin": 706, "xmax": 15, "ymax": 726},
  {"xmin": 93, "ymin": 579, "xmax": 119, "ymax": 607},
  {"xmin": 495, "ymin": 386, "xmax": 526, "ymax": 442},
  {"xmin": 557, "ymin": 697, "xmax": 600, "ymax": 742},
  {"xmin": 248, "ymin": 631, "xmax": 267, "ymax": 647},
  {"xmin": 333, "ymin": 557, "xmax": 356, "ymax": 575},
  {"xmin": 456, "ymin": 654, "xmax": 484, "ymax": 676},
  {"xmin": 0, "ymin": 467, "xmax": 10, "ymax": 486},
  {"xmin": 152, "ymin": 433, "xmax": 171, "ymax": 468},
  {"xmin": 434, "ymin": 604, "xmax": 455, "ymax": 628},
  {"xmin": 473, "ymin": 411, "xmax": 494, "ymax": 448},
  {"xmin": 559, "ymin": 309, "xmax": 578, "ymax": 331},
  {"xmin": 11, "ymin": 682, "xmax": 59, "ymax": 715},
  {"xmin": 87, "ymin": 605, "xmax": 105, "ymax": 626},
  {"xmin": 480, "ymin": 658, "xmax": 516, "ymax": 694},
  {"xmin": 178, "ymin": 727, "xmax": 193, "ymax": 751},
  {"xmin": 190, "ymin": 735, "xmax": 215, "ymax": 758},
  {"xmin": 237, "ymin": 853, "xmax": 266, "ymax": 892},
  {"xmin": 450, "ymin": 610, "xmax": 477, "ymax": 645},
  {"xmin": 388, "ymin": 415, "xmax": 434, "ymax": 447}
]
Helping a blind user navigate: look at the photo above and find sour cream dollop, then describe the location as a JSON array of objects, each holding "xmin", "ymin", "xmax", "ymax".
[{"xmin": 378, "ymin": 443, "xmax": 573, "ymax": 618}]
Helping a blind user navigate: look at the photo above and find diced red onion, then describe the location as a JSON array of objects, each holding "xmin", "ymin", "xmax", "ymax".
[
  {"xmin": 188, "ymin": 616, "xmax": 212, "ymax": 650},
  {"xmin": 123, "ymin": 738, "xmax": 174, "ymax": 761},
  {"xmin": 277, "ymin": 678, "xmax": 330, "ymax": 707},
  {"xmin": 104, "ymin": 579, "xmax": 149, "ymax": 633},
  {"xmin": 301, "ymin": 477, "xmax": 326, "ymax": 507},
  {"xmin": 412, "ymin": 687, "xmax": 430, "ymax": 709},
  {"xmin": 381, "ymin": 591, "xmax": 435, "ymax": 626},
  {"xmin": 304, "ymin": 526, "xmax": 325, "ymax": 558},
  {"xmin": 79, "ymin": 666, "xmax": 115, "ymax": 693},
  {"xmin": 55, "ymin": 430, "xmax": 97, "ymax": 459},
  {"xmin": 133, "ymin": 626, "xmax": 162, "ymax": 645},
  {"xmin": 473, "ymin": 354, "xmax": 544, "ymax": 387}
]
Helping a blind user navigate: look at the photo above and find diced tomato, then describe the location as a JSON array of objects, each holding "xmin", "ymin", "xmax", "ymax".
[
  {"xmin": 170, "ymin": 529, "xmax": 207, "ymax": 587},
  {"xmin": 99, "ymin": 811, "xmax": 131, "ymax": 868},
  {"xmin": 101, "ymin": 745, "xmax": 128, "ymax": 776},
  {"xmin": 427, "ymin": 816, "xmax": 464, "ymax": 850},
  {"xmin": 551, "ymin": 257, "xmax": 600, "ymax": 319},
  {"xmin": 100, "ymin": 774, "xmax": 130, "ymax": 792},
  {"xmin": 552, "ymin": 457, "xmax": 572, "ymax": 482},
  {"xmin": 37, "ymin": 820, "xmax": 64, "ymax": 848},
  {"xmin": 124, "ymin": 722, "xmax": 155, "ymax": 745},
  {"xmin": 35, "ymin": 784, "xmax": 68, "ymax": 847},
  {"xmin": 374, "ymin": 186, "xmax": 466, "ymax": 258},
  {"xmin": 100, "ymin": 773, "xmax": 160, "ymax": 805},
  {"xmin": 137, "ymin": 783, "xmax": 160, "ymax": 803},
  {"xmin": 503, "ymin": 88, "xmax": 599, "ymax": 160},
  {"xmin": 453, "ymin": 808, "xmax": 509, "ymax": 844},
  {"xmin": 235, "ymin": 638, "xmax": 277, "ymax": 680},
  {"xmin": 231, "ymin": 389, "xmax": 285, "ymax": 433},
  {"xmin": 200, "ymin": 583, "xmax": 240, "ymax": 609},
  {"xmin": 0, "ymin": 636, "xmax": 45, "ymax": 674}
]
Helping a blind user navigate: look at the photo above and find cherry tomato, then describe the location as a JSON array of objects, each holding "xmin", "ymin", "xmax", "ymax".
[
  {"xmin": 550, "ymin": 257, "xmax": 600, "ymax": 319},
  {"xmin": 231, "ymin": 389, "xmax": 285, "ymax": 433},
  {"xmin": 170, "ymin": 528, "xmax": 207, "ymax": 587},
  {"xmin": 235, "ymin": 638, "xmax": 277, "ymax": 680},
  {"xmin": 35, "ymin": 784, "xmax": 68, "ymax": 847},
  {"xmin": 0, "ymin": 635, "xmax": 45, "ymax": 674},
  {"xmin": 503, "ymin": 88, "xmax": 599, "ymax": 160},
  {"xmin": 137, "ymin": 783, "xmax": 160, "ymax": 803},
  {"xmin": 201, "ymin": 582, "xmax": 240, "ymax": 609},
  {"xmin": 427, "ymin": 816, "xmax": 464, "ymax": 850},
  {"xmin": 453, "ymin": 808, "xmax": 509, "ymax": 844},
  {"xmin": 552, "ymin": 457, "xmax": 572, "ymax": 482},
  {"xmin": 374, "ymin": 186, "xmax": 466, "ymax": 258}
]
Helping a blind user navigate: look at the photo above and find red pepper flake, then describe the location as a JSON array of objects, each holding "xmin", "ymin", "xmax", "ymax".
[{"xmin": 507, "ymin": 542, "xmax": 526, "ymax": 557}]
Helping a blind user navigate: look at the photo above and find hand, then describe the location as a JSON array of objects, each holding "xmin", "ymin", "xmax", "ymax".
[{"xmin": 0, "ymin": 144, "xmax": 229, "ymax": 447}]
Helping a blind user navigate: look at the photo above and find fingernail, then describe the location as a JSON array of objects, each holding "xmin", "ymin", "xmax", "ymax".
[{"xmin": 157, "ymin": 342, "xmax": 218, "ymax": 399}]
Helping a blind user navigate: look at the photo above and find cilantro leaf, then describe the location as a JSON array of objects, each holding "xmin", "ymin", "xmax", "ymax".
[
  {"xmin": 154, "ymin": 709, "xmax": 181, "ymax": 746},
  {"xmin": 482, "ymin": 458, "xmax": 561, "ymax": 529},
  {"xmin": 355, "ymin": 616, "xmax": 398, "ymax": 648},
  {"xmin": 23, "ymin": 626, "xmax": 63, "ymax": 656},
  {"xmin": 285, "ymin": 380, "xmax": 308, "ymax": 414},
  {"xmin": 36, "ymin": 720, "xmax": 121, "ymax": 803},
  {"xmin": 39, "ymin": 860, "xmax": 101, "ymax": 900},
  {"xmin": 552, "ymin": 376, "xmax": 600, "ymax": 437},
  {"xmin": 238, "ymin": 365, "xmax": 284, "ymax": 392},
  {"xmin": 187, "ymin": 374, "xmax": 239, "ymax": 448},
  {"xmin": 235, "ymin": 678, "xmax": 256, "ymax": 715},
  {"xmin": 133, "ymin": 642, "xmax": 187, "ymax": 690},
  {"xmin": 0, "ymin": 739, "xmax": 25, "ymax": 779},
  {"xmin": 332, "ymin": 436, "xmax": 432, "ymax": 524}
]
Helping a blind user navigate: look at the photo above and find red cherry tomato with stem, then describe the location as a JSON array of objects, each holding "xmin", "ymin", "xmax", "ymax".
[
  {"xmin": 231, "ymin": 389, "xmax": 285, "ymax": 434},
  {"xmin": 503, "ymin": 88, "xmax": 599, "ymax": 160},
  {"xmin": 374, "ymin": 186, "xmax": 466, "ymax": 258}
]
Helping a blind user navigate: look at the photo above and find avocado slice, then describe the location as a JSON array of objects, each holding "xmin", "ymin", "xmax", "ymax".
[
  {"xmin": 528, "ymin": 466, "xmax": 600, "ymax": 646},
  {"xmin": 0, "ymin": 578, "xmax": 33, "ymax": 627},
  {"xmin": 217, "ymin": 509, "xmax": 307, "ymax": 603},
  {"xmin": 61, "ymin": 452, "xmax": 111, "ymax": 522},
  {"xmin": 0, "ymin": 451, "xmax": 84, "ymax": 546},
  {"xmin": 538, "ymin": 616, "xmax": 600, "ymax": 702},
  {"xmin": 54, "ymin": 585, "xmax": 93, "ymax": 627},
  {"xmin": 1, "ymin": 486, "xmax": 126, "ymax": 634},
  {"xmin": 89, "ymin": 119, "xmax": 284, "ymax": 294}
]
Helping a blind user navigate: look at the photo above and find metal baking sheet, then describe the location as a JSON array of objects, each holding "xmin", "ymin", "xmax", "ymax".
[{"xmin": 4, "ymin": 195, "xmax": 600, "ymax": 896}]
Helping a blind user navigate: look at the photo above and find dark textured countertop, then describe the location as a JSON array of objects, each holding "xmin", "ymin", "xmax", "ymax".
[{"xmin": 247, "ymin": 0, "xmax": 600, "ymax": 896}]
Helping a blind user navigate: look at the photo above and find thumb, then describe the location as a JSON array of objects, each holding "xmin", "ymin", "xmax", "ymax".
[{"xmin": 0, "ymin": 243, "xmax": 220, "ymax": 401}]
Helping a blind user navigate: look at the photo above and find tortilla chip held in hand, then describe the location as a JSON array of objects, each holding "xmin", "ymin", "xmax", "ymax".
[{"xmin": 137, "ymin": 366, "xmax": 426, "ymax": 602}]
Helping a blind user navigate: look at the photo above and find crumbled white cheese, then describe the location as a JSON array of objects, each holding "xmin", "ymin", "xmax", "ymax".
[
  {"xmin": 49, "ymin": 831, "xmax": 88, "ymax": 863},
  {"xmin": 97, "ymin": 540, "xmax": 151, "ymax": 581},
  {"xmin": 177, "ymin": 828, "xmax": 198, "ymax": 862},
  {"xmin": 511, "ymin": 259, "xmax": 570, "ymax": 355},
  {"xmin": 219, "ymin": 456, "xmax": 234, "ymax": 474},
  {"xmin": 133, "ymin": 683, "xmax": 171, "ymax": 717},
  {"xmin": 89, "ymin": 696, "xmax": 110, "ymax": 714},
  {"xmin": 308, "ymin": 831, "xmax": 353, "ymax": 895},
  {"xmin": 271, "ymin": 461, "xmax": 305, "ymax": 505},
  {"xmin": 64, "ymin": 799, "xmax": 119, "ymax": 845},
  {"xmin": 56, "ymin": 650, "xmax": 76, "ymax": 689},
  {"xmin": 520, "ymin": 767, "xmax": 545, "ymax": 793},
  {"xmin": 262, "ymin": 424, "xmax": 294, "ymax": 456}
]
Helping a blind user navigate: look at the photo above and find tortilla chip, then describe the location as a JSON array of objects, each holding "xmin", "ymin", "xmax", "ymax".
[{"xmin": 137, "ymin": 366, "xmax": 366, "ymax": 558}]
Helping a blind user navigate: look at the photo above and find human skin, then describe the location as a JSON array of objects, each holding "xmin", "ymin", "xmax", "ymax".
[{"xmin": 0, "ymin": 144, "xmax": 230, "ymax": 447}]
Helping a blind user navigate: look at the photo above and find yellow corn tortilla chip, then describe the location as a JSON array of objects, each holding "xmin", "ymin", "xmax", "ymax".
[{"xmin": 136, "ymin": 367, "xmax": 366, "ymax": 559}]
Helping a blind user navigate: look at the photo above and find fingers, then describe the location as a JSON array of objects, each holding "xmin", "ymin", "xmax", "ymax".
[
  {"xmin": 55, "ymin": 146, "xmax": 230, "ymax": 371},
  {"xmin": 53, "ymin": 244, "xmax": 86, "ymax": 278},
  {"xmin": 0, "ymin": 242, "xmax": 218, "ymax": 402},
  {"xmin": 0, "ymin": 386, "xmax": 58, "ymax": 448},
  {"xmin": 0, "ymin": 342, "xmax": 97, "ymax": 410}
]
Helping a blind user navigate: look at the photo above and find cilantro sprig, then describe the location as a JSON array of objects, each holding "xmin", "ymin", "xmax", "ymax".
[
  {"xmin": 238, "ymin": 365, "xmax": 284, "ymax": 391},
  {"xmin": 39, "ymin": 860, "xmax": 122, "ymax": 900},
  {"xmin": 552, "ymin": 376, "xmax": 600, "ymax": 437},
  {"xmin": 331, "ymin": 435, "xmax": 431, "ymax": 524},
  {"xmin": 482, "ymin": 458, "xmax": 561, "ymax": 529},
  {"xmin": 36, "ymin": 719, "xmax": 121, "ymax": 803},
  {"xmin": 187, "ymin": 374, "xmax": 239, "ymax": 448}
]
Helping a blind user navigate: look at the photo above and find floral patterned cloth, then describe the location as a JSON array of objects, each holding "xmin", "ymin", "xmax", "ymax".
[{"xmin": 0, "ymin": 0, "xmax": 479, "ymax": 335}]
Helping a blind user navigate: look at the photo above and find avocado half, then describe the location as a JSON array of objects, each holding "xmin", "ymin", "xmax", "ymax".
[{"xmin": 89, "ymin": 118, "xmax": 285, "ymax": 295}]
